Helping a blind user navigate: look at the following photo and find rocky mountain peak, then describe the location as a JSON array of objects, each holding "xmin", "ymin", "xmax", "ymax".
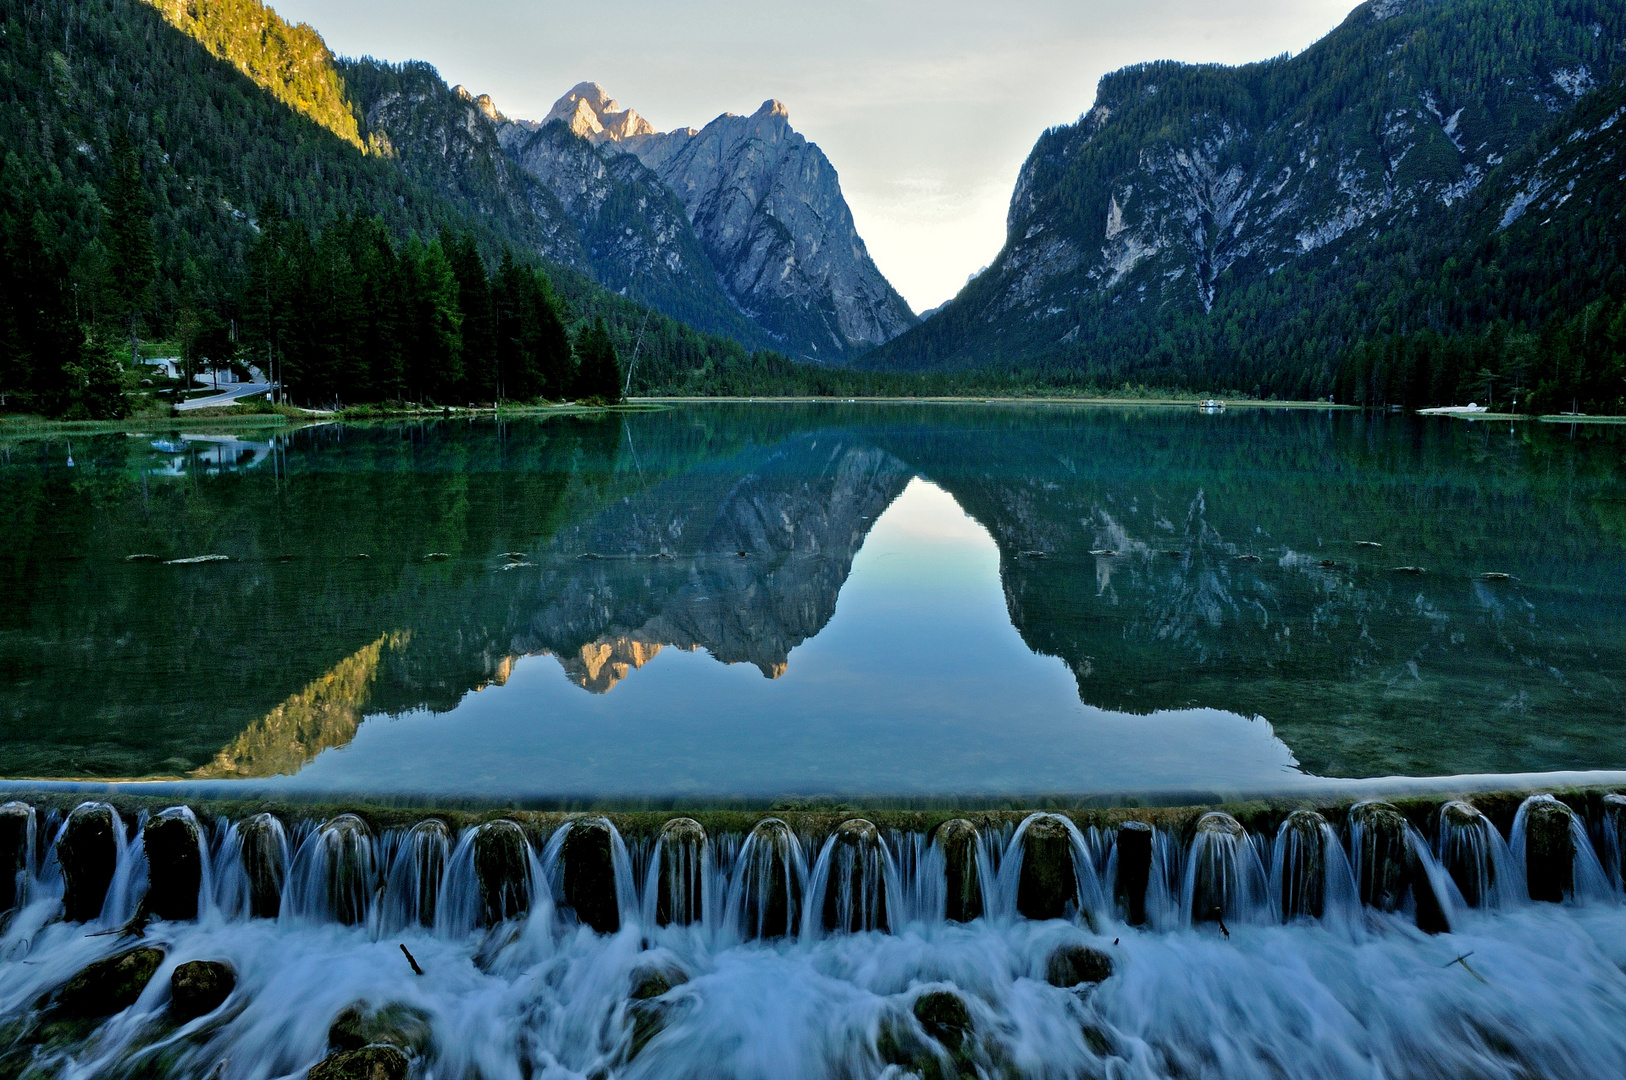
[{"xmin": 543, "ymin": 81, "xmax": 658, "ymax": 143}]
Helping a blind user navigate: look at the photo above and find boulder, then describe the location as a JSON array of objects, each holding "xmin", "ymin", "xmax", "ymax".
[
  {"xmin": 653, "ymin": 818, "xmax": 706, "ymax": 927},
  {"xmin": 169, "ymin": 959, "xmax": 235, "ymax": 1022},
  {"xmin": 738, "ymin": 818, "xmax": 802, "ymax": 940},
  {"xmin": 58, "ymin": 802, "xmax": 119, "ymax": 923},
  {"xmin": 1277, "ymin": 810, "xmax": 1328, "ymax": 920},
  {"xmin": 933, "ymin": 819, "xmax": 982, "ymax": 923},
  {"xmin": 328, "ymin": 1002, "xmax": 432, "ymax": 1057},
  {"xmin": 1045, "ymin": 944, "xmax": 1114, "ymax": 988},
  {"xmin": 1113, "ymin": 821, "xmax": 1153, "ymax": 926},
  {"xmin": 626, "ymin": 964, "xmax": 690, "ymax": 1059},
  {"xmin": 308, "ymin": 1046, "xmax": 409, "ymax": 1080},
  {"xmin": 1189, "ymin": 812, "xmax": 1248, "ymax": 924},
  {"xmin": 1349, "ymin": 802, "xmax": 1408, "ymax": 911},
  {"xmin": 55, "ymin": 946, "xmax": 166, "ymax": 1018},
  {"xmin": 143, "ymin": 810, "xmax": 203, "ymax": 921},
  {"xmin": 472, "ymin": 820, "xmax": 531, "ymax": 925},
  {"xmin": 913, "ymin": 990, "xmax": 972, "ymax": 1052},
  {"xmin": 1016, "ymin": 815, "xmax": 1077, "ymax": 921},
  {"xmin": 318, "ymin": 815, "xmax": 375, "ymax": 926},
  {"xmin": 561, "ymin": 819, "xmax": 619, "ymax": 934},
  {"xmin": 1523, "ymin": 796, "xmax": 1576, "ymax": 903}
]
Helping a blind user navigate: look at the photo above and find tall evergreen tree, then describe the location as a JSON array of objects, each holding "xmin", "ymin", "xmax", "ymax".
[
  {"xmin": 400, "ymin": 237, "xmax": 463, "ymax": 403},
  {"xmin": 103, "ymin": 132, "xmax": 155, "ymax": 344},
  {"xmin": 573, "ymin": 317, "xmax": 622, "ymax": 403},
  {"xmin": 445, "ymin": 233, "xmax": 496, "ymax": 402}
]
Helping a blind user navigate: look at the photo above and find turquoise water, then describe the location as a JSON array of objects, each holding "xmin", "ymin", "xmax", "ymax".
[{"xmin": 4, "ymin": 405, "xmax": 1626, "ymax": 804}]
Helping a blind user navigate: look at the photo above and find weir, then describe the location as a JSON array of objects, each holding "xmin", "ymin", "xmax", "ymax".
[{"xmin": 5, "ymin": 787, "xmax": 1626, "ymax": 1079}]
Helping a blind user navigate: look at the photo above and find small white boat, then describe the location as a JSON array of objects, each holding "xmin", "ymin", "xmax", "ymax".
[
  {"xmin": 1417, "ymin": 403, "xmax": 1488, "ymax": 415},
  {"xmin": 1198, "ymin": 399, "xmax": 1226, "ymax": 412}
]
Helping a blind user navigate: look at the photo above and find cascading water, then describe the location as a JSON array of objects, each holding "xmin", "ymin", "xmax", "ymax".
[
  {"xmin": 1182, "ymin": 811, "xmax": 1270, "ymax": 926},
  {"xmin": 7, "ymin": 801, "xmax": 1626, "ymax": 1079},
  {"xmin": 283, "ymin": 813, "xmax": 376, "ymax": 925},
  {"xmin": 1601, "ymin": 793, "xmax": 1626, "ymax": 891},
  {"xmin": 1510, "ymin": 794, "xmax": 1614, "ymax": 904},
  {"xmin": 1347, "ymin": 800, "xmax": 1453, "ymax": 932},
  {"xmin": 0, "ymin": 802, "xmax": 35, "ymax": 914},
  {"xmin": 806, "ymin": 818, "xmax": 897, "ymax": 934},
  {"xmin": 1436, "ymin": 800, "xmax": 1518, "ymax": 908}
]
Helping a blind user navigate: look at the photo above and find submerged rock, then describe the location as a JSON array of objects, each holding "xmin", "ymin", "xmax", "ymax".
[
  {"xmin": 238, "ymin": 813, "xmax": 288, "ymax": 919},
  {"xmin": 1016, "ymin": 815, "xmax": 1078, "ymax": 922},
  {"xmin": 308, "ymin": 1046, "xmax": 409, "ymax": 1080},
  {"xmin": 933, "ymin": 819, "xmax": 983, "ymax": 923},
  {"xmin": 1523, "ymin": 796, "xmax": 1576, "ymax": 903},
  {"xmin": 1113, "ymin": 821, "xmax": 1153, "ymax": 926},
  {"xmin": 738, "ymin": 818, "xmax": 803, "ymax": 940},
  {"xmin": 0, "ymin": 802, "xmax": 30, "ymax": 913},
  {"xmin": 328, "ymin": 1002, "xmax": 433, "ymax": 1056},
  {"xmin": 1277, "ymin": 810, "xmax": 1328, "ymax": 920},
  {"xmin": 169, "ymin": 959, "xmax": 235, "ymax": 1022},
  {"xmin": 1045, "ymin": 944, "xmax": 1114, "ymax": 987},
  {"xmin": 472, "ymin": 820, "xmax": 531, "ymax": 926},
  {"xmin": 626, "ymin": 964, "xmax": 691, "ymax": 1059},
  {"xmin": 55, "ymin": 946, "xmax": 166, "ymax": 1018},
  {"xmin": 58, "ymin": 802, "xmax": 118, "ymax": 922},
  {"xmin": 143, "ymin": 809, "xmax": 203, "ymax": 921},
  {"xmin": 653, "ymin": 818, "xmax": 706, "ymax": 927},
  {"xmin": 913, "ymin": 990, "xmax": 973, "ymax": 1052},
  {"xmin": 821, "ymin": 818, "xmax": 890, "ymax": 933},
  {"xmin": 561, "ymin": 818, "xmax": 619, "ymax": 934}
]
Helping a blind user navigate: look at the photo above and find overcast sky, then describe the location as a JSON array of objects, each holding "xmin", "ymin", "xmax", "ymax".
[{"xmin": 272, "ymin": 0, "xmax": 1363, "ymax": 313}]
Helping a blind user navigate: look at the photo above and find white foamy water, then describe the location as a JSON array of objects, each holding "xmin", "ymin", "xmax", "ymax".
[{"xmin": 3, "ymin": 802, "xmax": 1626, "ymax": 1079}]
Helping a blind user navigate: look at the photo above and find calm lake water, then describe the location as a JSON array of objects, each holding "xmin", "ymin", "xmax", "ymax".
[{"xmin": 4, "ymin": 404, "xmax": 1626, "ymax": 805}]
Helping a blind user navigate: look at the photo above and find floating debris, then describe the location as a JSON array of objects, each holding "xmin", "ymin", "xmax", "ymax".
[
  {"xmin": 502, "ymin": 552, "xmax": 527, "ymax": 561},
  {"xmin": 1477, "ymin": 572, "xmax": 1512, "ymax": 582},
  {"xmin": 1019, "ymin": 550, "xmax": 1048, "ymax": 559},
  {"xmin": 648, "ymin": 552, "xmax": 674, "ymax": 560},
  {"xmin": 124, "ymin": 554, "xmax": 162, "ymax": 563},
  {"xmin": 735, "ymin": 551, "xmax": 750, "ymax": 558},
  {"xmin": 1319, "ymin": 559, "xmax": 1338, "ymax": 568},
  {"xmin": 351, "ymin": 553, "xmax": 370, "ymax": 560},
  {"xmin": 1392, "ymin": 565, "xmax": 1427, "ymax": 574},
  {"xmin": 1355, "ymin": 541, "xmax": 1383, "ymax": 548},
  {"xmin": 578, "ymin": 552, "xmax": 601, "ymax": 560},
  {"xmin": 498, "ymin": 561, "xmax": 535, "ymax": 571},
  {"xmin": 1089, "ymin": 549, "xmax": 1116, "ymax": 557},
  {"xmin": 423, "ymin": 552, "xmax": 450, "ymax": 561},
  {"xmin": 164, "ymin": 555, "xmax": 230, "ymax": 565},
  {"xmin": 1232, "ymin": 554, "xmax": 1261, "ymax": 562}
]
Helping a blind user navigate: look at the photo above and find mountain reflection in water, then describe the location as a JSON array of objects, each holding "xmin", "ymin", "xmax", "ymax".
[{"xmin": 3, "ymin": 406, "xmax": 1625, "ymax": 800}]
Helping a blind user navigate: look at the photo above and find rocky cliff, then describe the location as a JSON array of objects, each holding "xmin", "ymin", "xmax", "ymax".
[
  {"xmin": 496, "ymin": 84, "xmax": 917, "ymax": 359},
  {"xmin": 864, "ymin": 0, "xmax": 1626, "ymax": 388}
]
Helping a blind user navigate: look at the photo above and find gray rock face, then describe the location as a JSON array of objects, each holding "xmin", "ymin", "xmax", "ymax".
[
  {"xmin": 622, "ymin": 100, "xmax": 917, "ymax": 357},
  {"xmin": 497, "ymin": 85, "xmax": 916, "ymax": 358}
]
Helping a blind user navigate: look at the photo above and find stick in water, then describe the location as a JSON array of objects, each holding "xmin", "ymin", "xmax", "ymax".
[
  {"xmin": 1443, "ymin": 952, "xmax": 1487, "ymax": 984},
  {"xmin": 400, "ymin": 943, "xmax": 424, "ymax": 976}
]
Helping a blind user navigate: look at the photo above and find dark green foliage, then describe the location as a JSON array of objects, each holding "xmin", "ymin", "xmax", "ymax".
[
  {"xmin": 103, "ymin": 133, "xmax": 156, "ymax": 334},
  {"xmin": 493, "ymin": 250, "xmax": 572, "ymax": 401},
  {"xmin": 573, "ymin": 318, "xmax": 623, "ymax": 403},
  {"xmin": 68, "ymin": 337, "xmax": 134, "ymax": 420}
]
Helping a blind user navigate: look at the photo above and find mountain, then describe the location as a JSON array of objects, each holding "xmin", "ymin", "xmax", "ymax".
[
  {"xmin": 864, "ymin": 0, "xmax": 1626, "ymax": 411},
  {"xmin": 492, "ymin": 83, "xmax": 918, "ymax": 360}
]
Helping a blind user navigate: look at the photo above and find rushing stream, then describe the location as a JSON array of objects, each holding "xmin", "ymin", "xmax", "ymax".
[{"xmin": 4, "ymin": 796, "xmax": 1626, "ymax": 1079}]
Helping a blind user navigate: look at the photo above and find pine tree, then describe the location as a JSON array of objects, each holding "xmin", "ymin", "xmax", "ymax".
[
  {"xmin": 573, "ymin": 317, "xmax": 622, "ymax": 403},
  {"xmin": 103, "ymin": 132, "xmax": 155, "ymax": 341},
  {"xmin": 445, "ymin": 233, "xmax": 496, "ymax": 402}
]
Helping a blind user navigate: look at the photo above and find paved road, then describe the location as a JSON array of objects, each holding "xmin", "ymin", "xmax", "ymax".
[{"xmin": 174, "ymin": 381, "xmax": 273, "ymax": 411}]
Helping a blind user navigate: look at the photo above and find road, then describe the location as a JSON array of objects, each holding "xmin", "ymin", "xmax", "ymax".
[{"xmin": 174, "ymin": 381, "xmax": 274, "ymax": 411}]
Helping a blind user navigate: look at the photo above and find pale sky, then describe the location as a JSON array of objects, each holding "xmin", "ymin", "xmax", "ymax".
[{"xmin": 273, "ymin": 0, "xmax": 1363, "ymax": 313}]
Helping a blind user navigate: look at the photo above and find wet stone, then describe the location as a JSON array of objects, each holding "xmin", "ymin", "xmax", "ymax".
[
  {"xmin": 1045, "ymin": 944, "xmax": 1114, "ymax": 988},
  {"xmin": 626, "ymin": 964, "xmax": 690, "ymax": 1059},
  {"xmin": 328, "ymin": 1003, "xmax": 433, "ymax": 1057},
  {"xmin": 1349, "ymin": 802, "xmax": 1409, "ymax": 912},
  {"xmin": 0, "ymin": 802, "xmax": 29, "ymax": 913},
  {"xmin": 654, "ymin": 818, "xmax": 706, "ymax": 927},
  {"xmin": 308, "ymin": 1045, "xmax": 409, "ymax": 1080},
  {"xmin": 739, "ymin": 818, "xmax": 801, "ymax": 940},
  {"xmin": 1016, "ymin": 815, "xmax": 1078, "ymax": 922},
  {"xmin": 821, "ymin": 818, "xmax": 890, "ymax": 934},
  {"xmin": 1524, "ymin": 797, "xmax": 1576, "ymax": 903},
  {"xmin": 934, "ymin": 819, "xmax": 982, "ymax": 923},
  {"xmin": 239, "ymin": 813, "xmax": 287, "ymax": 919},
  {"xmin": 562, "ymin": 818, "xmax": 619, "ymax": 934},
  {"xmin": 913, "ymin": 990, "xmax": 972, "ymax": 1052},
  {"xmin": 1605, "ymin": 794, "xmax": 1626, "ymax": 889},
  {"xmin": 1278, "ymin": 810, "xmax": 1328, "ymax": 920},
  {"xmin": 169, "ymin": 959, "xmax": 235, "ymax": 1022},
  {"xmin": 1113, "ymin": 821, "xmax": 1153, "ymax": 926},
  {"xmin": 55, "ymin": 946, "xmax": 166, "ymax": 1018},
  {"xmin": 143, "ymin": 810, "xmax": 203, "ymax": 921},
  {"xmin": 473, "ymin": 820, "xmax": 531, "ymax": 926},
  {"xmin": 320, "ymin": 815, "xmax": 375, "ymax": 926},
  {"xmin": 1190, "ymin": 812, "xmax": 1247, "ymax": 924},
  {"xmin": 1439, "ymin": 800, "xmax": 1495, "ymax": 908},
  {"xmin": 58, "ymin": 803, "xmax": 118, "ymax": 923}
]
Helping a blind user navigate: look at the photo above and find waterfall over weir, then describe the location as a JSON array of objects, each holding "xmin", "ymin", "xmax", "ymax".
[{"xmin": 5, "ymin": 799, "xmax": 1626, "ymax": 1079}]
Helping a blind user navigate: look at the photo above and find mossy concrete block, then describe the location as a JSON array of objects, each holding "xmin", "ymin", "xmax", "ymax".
[
  {"xmin": 1016, "ymin": 816, "xmax": 1077, "ymax": 922},
  {"xmin": 561, "ymin": 818, "xmax": 619, "ymax": 934},
  {"xmin": 169, "ymin": 959, "xmax": 235, "ymax": 1022},
  {"xmin": 934, "ymin": 819, "xmax": 982, "ymax": 924},
  {"xmin": 58, "ymin": 802, "xmax": 118, "ymax": 923},
  {"xmin": 472, "ymin": 820, "xmax": 530, "ymax": 926},
  {"xmin": 1525, "ymin": 797, "xmax": 1576, "ymax": 903},
  {"xmin": 143, "ymin": 811, "xmax": 203, "ymax": 921},
  {"xmin": 55, "ymin": 946, "xmax": 166, "ymax": 1018}
]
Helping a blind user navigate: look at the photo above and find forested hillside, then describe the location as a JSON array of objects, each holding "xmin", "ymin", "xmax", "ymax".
[{"xmin": 865, "ymin": 0, "xmax": 1626, "ymax": 412}]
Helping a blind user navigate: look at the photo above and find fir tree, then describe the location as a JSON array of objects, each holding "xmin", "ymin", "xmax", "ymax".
[
  {"xmin": 103, "ymin": 132, "xmax": 155, "ymax": 341},
  {"xmin": 573, "ymin": 317, "xmax": 622, "ymax": 403}
]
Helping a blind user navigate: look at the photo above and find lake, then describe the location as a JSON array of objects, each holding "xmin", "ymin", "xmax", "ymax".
[{"xmin": 5, "ymin": 403, "xmax": 1626, "ymax": 805}]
